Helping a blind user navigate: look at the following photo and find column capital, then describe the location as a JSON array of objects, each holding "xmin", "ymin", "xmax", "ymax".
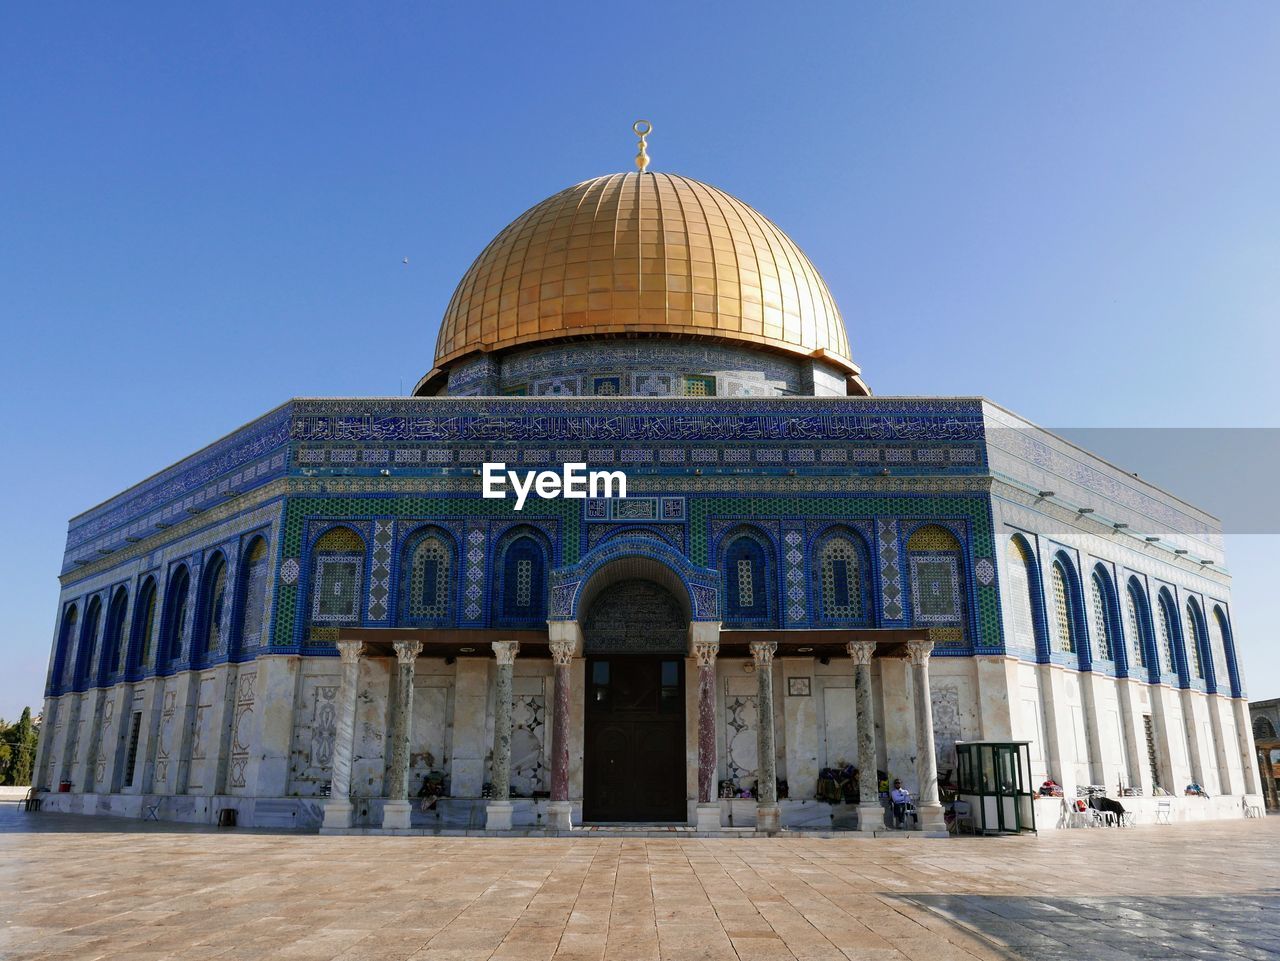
[
  {"xmin": 548, "ymin": 639, "xmax": 575, "ymax": 667},
  {"xmin": 692, "ymin": 640, "xmax": 719, "ymax": 668},
  {"xmin": 749, "ymin": 640, "xmax": 777, "ymax": 666},
  {"xmin": 906, "ymin": 639, "xmax": 934, "ymax": 666},
  {"xmin": 846, "ymin": 640, "xmax": 875, "ymax": 666},
  {"xmin": 392, "ymin": 640, "xmax": 423, "ymax": 664},
  {"xmin": 492, "ymin": 640, "xmax": 520, "ymax": 665},
  {"xmin": 336, "ymin": 640, "xmax": 364, "ymax": 664}
]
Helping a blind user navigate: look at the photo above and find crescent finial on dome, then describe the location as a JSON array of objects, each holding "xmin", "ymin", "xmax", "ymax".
[{"xmin": 633, "ymin": 120, "xmax": 652, "ymax": 173}]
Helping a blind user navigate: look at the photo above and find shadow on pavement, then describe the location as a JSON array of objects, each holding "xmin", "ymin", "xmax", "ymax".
[{"xmin": 893, "ymin": 892, "xmax": 1280, "ymax": 961}]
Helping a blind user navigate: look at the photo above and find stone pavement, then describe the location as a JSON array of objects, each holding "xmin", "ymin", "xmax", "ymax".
[{"xmin": 0, "ymin": 803, "xmax": 1276, "ymax": 961}]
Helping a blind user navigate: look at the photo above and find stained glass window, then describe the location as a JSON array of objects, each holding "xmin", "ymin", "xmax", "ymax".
[
  {"xmin": 819, "ymin": 537, "xmax": 862, "ymax": 620},
  {"xmin": 1090, "ymin": 572, "xmax": 1113, "ymax": 661},
  {"xmin": 684, "ymin": 374, "xmax": 715, "ymax": 396},
  {"xmin": 408, "ymin": 535, "xmax": 451, "ymax": 620},
  {"xmin": 737, "ymin": 559, "xmax": 755, "ymax": 607},
  {"xmin": 1051, "ymin": 563, "xmax": 1075, "ymax": 654},
  {"xmin": 1156, "ymin": 595, "xmax": 1176, "ymax": 675},
  {"xmin": 1125, "ymin": 583, "xmax": 1146, "ymax": 669},
  {"xmin": 164, "ymin": 568, "xmax": 191, "ymax": 663},
  {"xmin": 136, "ymin": 579, "xmax": 157, "ymax": 668},
  {"xmin": 105, "ymin": 590, "xmax": 129, "ymax": 676},
  {"xmin": 498, "ymin": 534, "xmax": 546, "ymax": 623},
  {"xmin": 311, "ymin": 527, "xmax": 364, "ymax": 625},
  {"xmin": 1185, "ymin": 603, "xmax": 1204, "ymax": 679},
  {"xmin": 238, "ymin": 539, "xmax": 270, "ymax": 651},
  {"xmin": 78, "ymin": 597, "xmax": 102, "ymax": 684},
  {"xmin": 203, "ymin": 555, "xmax": 227, "ymax": 655},
  {"xmin": 1006, "ymin": 538, "xmax": 1036, "ymax": 648},
  {"xmin": 907, "ymin": 524, "xmax": 964, "ymax": 644},
  {"xmin": 724, "ymin": 535, "xmax": 768, "ymax": 622},
  {"xmin": 57, "ymin": 606, "xmax": 78, "ymax": 687},
  {"xmin": 1210, "ymin": 608, "xmax": 1231, "ymax": 691}
]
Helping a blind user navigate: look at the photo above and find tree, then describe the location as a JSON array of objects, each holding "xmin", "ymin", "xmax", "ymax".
[{"xmin": 0, "ymin": 707, "xmax": 39, "ymax": 786}]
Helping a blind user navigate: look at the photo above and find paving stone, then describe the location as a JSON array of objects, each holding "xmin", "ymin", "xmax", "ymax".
[{"xmin": 0, "ymin": 805, "xmax": 1277, "ymax": 961}]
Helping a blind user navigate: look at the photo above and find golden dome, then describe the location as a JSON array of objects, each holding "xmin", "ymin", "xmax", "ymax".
[{"xmin": 429, "ymin": 172, "xmax": 862, "ymax": 389}]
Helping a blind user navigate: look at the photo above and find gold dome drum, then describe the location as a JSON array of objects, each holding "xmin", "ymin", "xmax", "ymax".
[{"xmin": 431, "ymin": 172, "xmax": 860, "ymax": 384}]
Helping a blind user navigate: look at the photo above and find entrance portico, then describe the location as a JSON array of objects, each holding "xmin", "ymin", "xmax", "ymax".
[{"xmin": 322, "ymin": 614, "xmax": 948, "ymax": 835}]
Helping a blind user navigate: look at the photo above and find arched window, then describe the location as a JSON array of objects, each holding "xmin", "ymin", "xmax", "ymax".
[
  {"xmin": 1050, "ymin": 562, "xmax": 1077, "ymax": 654},
  {"xmin": 722, "ymin": 530, "xmax": 773, "ymax": 625},
  {"xmin": 1155, "ymin": 591, "xmax": 1178, "ymax": 676},
  {"xmin": 233, "ymin": 537, "xmax": 270, "ymax": 656},
  {"xmin": 1212, "ymin": 606, "xmax": 1237, "ymax": 696},
  {"xmin": 199, "ymin": 553, "xmax": 229, "ymax": 658},
  {"xmin": 906, "ymin": 524, "xmax": 966, "ymax": 644},
  {"xmin": 1005, "ymin": 536, "xmax": 1041, "ymax": 652},
  {"xmin": 1124, "ymin": 580, "xmax": 1149, "ymax": 672},
  {"xmin": 103, "ymin": 588, "xmax": 129, "ymax": 681},
  {"xmin": 1089, "ymin": 570, "xmax": 1115, "ymax": 662},
  {"xmin": 75, "ymin": 596, "xmax": 103, "ymax": 687},
  {"xmin": 1184, "ymin": 600, "xmax": 1205, "ymax": 681},
  {"xmin": 132, "ymin": 577, "xmax": 159, "ymax": 671},
  {"xmin": 814, "ymin": 529, "xmax": 869, "ymax": 623},
  {"xmin": 54, "ymin": 604, "xmax": 78, "ymax": 690},
  {"xmin": 402, "ymin": 529, "xmax": 454, "ymax": 623},
  {"xmin": 161, "ymin": 566, "xmax": 192, "ymax": 667},
  {"xmin": 1256, "ymin": 716, "xmax": 1277, "ymax": 740},
  {"xmin": 495, "ymin": 532, "xmax": 547, "ymax": 625},
  {"xmin": 310, "ymin": 527, "xmax": 365, "ymax": 626}
]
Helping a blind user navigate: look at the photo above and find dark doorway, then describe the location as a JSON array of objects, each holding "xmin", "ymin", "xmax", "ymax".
[{"xmin": 581, "ymin": 578, "xmax": 688, "ymax": 822}]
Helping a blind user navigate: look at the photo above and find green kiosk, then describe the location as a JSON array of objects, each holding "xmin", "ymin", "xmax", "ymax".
[{"xmin": 954, "ymin": 741, "xmax": 1037, "ymax": 834}]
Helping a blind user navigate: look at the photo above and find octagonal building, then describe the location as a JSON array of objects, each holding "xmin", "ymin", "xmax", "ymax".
[{"xmin": 32, "ymin": 152, "xmax": 1262, "ymax": 833}]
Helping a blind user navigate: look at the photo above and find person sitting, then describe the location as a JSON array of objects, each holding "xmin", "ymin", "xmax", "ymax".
[
  {"xmin": 1038, "ymin": 777, "xmax": 1063, "ymax": 798},
  {"xmin": 889, "ymin": 780, "xmax": 913, "ymax": 829},
  {"xmin": 1185, "ymin": 781, "xmax": 1209, "ymax": 798}
]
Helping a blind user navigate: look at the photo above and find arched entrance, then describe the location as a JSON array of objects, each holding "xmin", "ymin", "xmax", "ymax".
[{"xmin": 582, "ymin": 578, "xmax": 688, "ymax": 822}]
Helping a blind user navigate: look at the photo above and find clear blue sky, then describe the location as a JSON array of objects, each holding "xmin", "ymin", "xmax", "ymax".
[{"xmin": 2, "ymin": 4, "xmax": 1278, "ymax": 720}]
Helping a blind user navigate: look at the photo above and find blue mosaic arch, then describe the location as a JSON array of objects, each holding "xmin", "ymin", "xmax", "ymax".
[
  {"xmin": 1212, "ymin": 605, "xmax": 1243, "ymax": 698},
  {"xmin": 1006, "ymin": 533, "xmax": 1051, "ymax": 663},
  {"xmin": 49, "ymin": 602, "xmax": 79, "ymax": 696},
  {"xmin": 73, "ymin": 595, "xmax": 103, "ymax": 691},
  {"xmin": 398, "ymin": 524, "xmax": 460, "ymax": 628},
  {"xmin": 549, "ymin": 535, "xmax": 719, "ymax": 622},
  {"xmin": 807, "ymin": 523, "xmax": 875, "ymax": 628},
  {"xmin": 1154, "ymin": 587, "xmax": 1185, "ymax": 687},
  {"xmin": 492, "ymin": 524, "xmax": 552, "ymax": 627},
  {"xmin": 715, "ymin": 524, "xmax": 778, "ymax": 628},
  {"xmin": 1123, "ymin": 575, "xmax": 1160, "ymax": 683},
  {"xmin": 1183, "ymin": 596, "xmax": 1212, "ymax": 692},
  {"xmin": 1088, "ymin": 563, "xmax": 1123, "ymax": 676},
  {"xmin": 99, "ymin": 587, "xmax": 129, "ymax": 686},
  {"xmin": 1048, "ymin": 550, "xmax": 1090, "ymax": 671}
]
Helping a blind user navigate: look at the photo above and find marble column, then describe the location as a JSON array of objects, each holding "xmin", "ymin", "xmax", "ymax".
[
  {"xmin": 547, "ymin": 639, "xmax": 575, "ymax": 831},
  {"xmin": 694, "ymin": 637, "xmax": 720, "ymax": 831},
  {"xmin": 907, "ymin": 639, "xmax": 947, "ymax": 832},
  {"xmin": 848, "ymin": 641, "xmax": 882, "ymax": 833},
  {"xmin": 486, "ymin": 640, "xmax": 519, "ymax": 831},
  {"xmin": 382, "ymin": 640, "xmax": 422, "ymax": 830},
  {"xmin": 321, "ymin": 641, "xmax": 364, "ymax": 831},
  {"xmin": 750, "ymin": 641, "xmax": 780, "ymax": 835}
]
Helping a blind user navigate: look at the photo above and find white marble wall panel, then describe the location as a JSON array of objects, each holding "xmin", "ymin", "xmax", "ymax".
[
  {"xmin": 821, "ymin": 687, "xmax": 857, "ymax": 771},
  {"xmin": 351, "ymin": 657, "xmax": 390, "ymax": 799},
  {"xmin": 511, "ymin": 671, "xmax": 548, "ymax": 797},
  {"xmin": 781, "ymin": 659, "xmax": 816, "ymax": 795},
  {"xmin": 407, "ymin": 661, "xmax": 454, "ymax": 798},
  {"xmin": 289, "ymin": 671, "xmax": 340, "ymax": 796}
]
